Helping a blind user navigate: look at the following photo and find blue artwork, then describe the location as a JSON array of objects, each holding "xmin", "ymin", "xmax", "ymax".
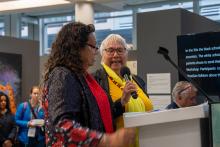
[{"xmin": 0, "ymin": 52, "xmax": 22, "ymax": 101}]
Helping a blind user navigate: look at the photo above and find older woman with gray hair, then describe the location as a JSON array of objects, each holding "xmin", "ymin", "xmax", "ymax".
[
  {"xmin": 166, "ymin": 81, "xmax": 198, "ymax": 109},
  {"xmin": 94, "ymin": 34, "xmax": 153, "ymax": 129},
  {"xmin": 94, "ymin": 34, "xmax": 153, "ymax": 147}
]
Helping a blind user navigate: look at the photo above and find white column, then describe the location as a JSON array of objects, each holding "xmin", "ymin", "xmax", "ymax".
[{"xmin": 75, "ymin": 2, "xmax": 94, "ymax": 24}]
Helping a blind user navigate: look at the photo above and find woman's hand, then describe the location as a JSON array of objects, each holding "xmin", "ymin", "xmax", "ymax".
[
  {"xmin": 3, "ymin": 139, "xmax": 13, "ymax": 147},
  {"xmin": 121, "ymin": 81, "xmax": 137, "ymax": 106},
  {"xmin": 98, "ymin": 127, "xmax": 136, "ymax": 147},
  {"xmin": 28, "ymin": 120, "xmax": 36, "ymax": 127}
]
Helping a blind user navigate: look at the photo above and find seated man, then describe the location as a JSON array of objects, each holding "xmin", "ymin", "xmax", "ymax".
[{"xmin": 166, "ymin": 81, "xmax": 198, "ymax": 109}]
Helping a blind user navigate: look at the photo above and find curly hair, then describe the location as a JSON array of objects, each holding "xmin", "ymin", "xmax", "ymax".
[
  {"xmin": 43, "ymin": 22, "xmax": 95, "ymax": 81},
  {"xmin": 0, "ymin": 91, "xmax": 11, "ymax": 113}
]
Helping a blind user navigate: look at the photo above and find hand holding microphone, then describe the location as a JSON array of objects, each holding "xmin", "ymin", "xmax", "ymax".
[{"xmin": 120, "ymin": 67, "xmax": 138, "ymax": 105}]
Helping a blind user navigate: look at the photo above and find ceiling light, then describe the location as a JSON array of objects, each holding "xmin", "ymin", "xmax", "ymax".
[{"xmin": 0, "ymin": 0, "xmax": 71, "ymax": 12}]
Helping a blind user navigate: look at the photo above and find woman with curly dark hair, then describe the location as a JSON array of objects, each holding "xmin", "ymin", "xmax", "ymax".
[
  {"xmin": 0, "ymin": 91, "xmax": 16, "ymax": 147},
  {"xmin": 41, "ymin": 22, "xmax": 135, "ymax": 147}
]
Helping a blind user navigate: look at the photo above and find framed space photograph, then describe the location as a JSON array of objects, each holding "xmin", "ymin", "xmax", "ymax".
[{"xmin": 0, "ymin": 52, "xmax": 22, "ymax": 104}]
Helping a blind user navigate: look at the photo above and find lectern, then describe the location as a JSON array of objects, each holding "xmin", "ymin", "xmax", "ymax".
[{"xmin": 123, "ymin": 104, "xmax": 209, "ymax": 147}]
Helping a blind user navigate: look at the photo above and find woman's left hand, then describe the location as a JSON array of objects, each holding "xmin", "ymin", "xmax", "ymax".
[{"xmin": 121, "ymin": 81, "xmax": 137, "ymax": 106}]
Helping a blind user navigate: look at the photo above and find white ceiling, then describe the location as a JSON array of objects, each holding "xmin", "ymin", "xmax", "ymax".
[{"xmin": 0, "ymin": 0, "xmax": 170, "ymax": 16}]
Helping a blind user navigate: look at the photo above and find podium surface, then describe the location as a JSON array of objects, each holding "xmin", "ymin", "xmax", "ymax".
[{"xmin": 124, "ymin": 104, "xmax": 209, "ymax": 147}]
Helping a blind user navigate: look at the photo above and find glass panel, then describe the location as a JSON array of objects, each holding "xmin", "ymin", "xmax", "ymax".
[
  {"xmin": 44, "ymin": 23, "xmax": 63, "ymax": 54},
  {"xmin": 44, "ymin": 15, "xmax": 73, "ymax": 23},
  {"xmin": 95, "ymin": 10, "xmax": 132, "ymax": 18},
  {"xmin": 0, "ymin": 22, "xmax": 5, "ymax": 36},
  {"xmin": 200, "ymin": 0, "xmax": 220, "ymax": 6},
  {"xmin": 138, "ymin": 2, "xmax": 193, "ymax": 12},
  {"xmin": 42, "ymin": 11, "xmax": 133, "ymax": 55},
  {"xmin": 200, "ymin": 0, "xmax": 220, "ymax": 21},
  {"xmin": 21, "ymin": 23, "xmax": 28, "ymax": 38},
  {"xmin": 42, "ymin": 15, "xmax": 73, "ymax": 55},
  {"xmin": 95, "ymin": 11, "xmax": 133, "ymax": 49}
]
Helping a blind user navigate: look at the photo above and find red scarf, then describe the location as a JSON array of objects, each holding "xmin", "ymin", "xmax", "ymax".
[{"xmin": 85, "ymin": 74, "xmax": 114, "ymax": 133}]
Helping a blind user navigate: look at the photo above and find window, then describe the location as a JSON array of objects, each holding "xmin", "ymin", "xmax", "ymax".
[
  {"xmin": 44, "ymin": 23, "xmax": 63, "ymax": 54},
  {"xmin": 200, "ymin": 0, "xmax": 220, "ymax": 21},
  {"xmin": 0, "ymin": 17, "xmax": 5, "ymax": 36},
  {"xmin": 41, "ymin": 15, "xmax": 73, "ymax": 55},
  {"xmin": 41, "ymin": 12, "xmax": 133, "ymax": 55},
  {"xmin": 95, "ymin": 10, "xmax": 133, "ymax": 48},
  {"xmin": 21, "ymin": 23, "xmax": 28, "ymax": 39},
  {"xmin": 39, "ymin": 0, "xmax": 220, "ymax": 56},
  {"xmin": 138, "ymin": 1, "xmax": 193, "ymax": 13}
]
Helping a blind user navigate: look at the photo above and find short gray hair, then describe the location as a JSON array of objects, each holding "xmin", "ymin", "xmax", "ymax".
[
  {"xmin": 172, "ymin": 81, "xmax": 197, "ymax": 101},
  {"xmin": 99, "ymin": 34, "xmax": 128, "ymax": 56}
]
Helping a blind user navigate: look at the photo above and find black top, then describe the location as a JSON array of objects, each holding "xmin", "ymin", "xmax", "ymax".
[
  {"xmin": 93, "ymin": 67, "xmax": 149, "ymax": 119},
  {"xmin": 166, "ymin": 101, "xmax": 180, "ymax": 109},
  {"xmin": 0, "ymin": 111, "xmax": 16, "ymax": 144},
  {"xmin": 45, "ymin": 66, "xmax": 108, "ymax": 132},
  {"xmin": 43, "ymin": 66, "xmax": 109, "ymax": 146},
  {"xmin": 93, "ymin": 67, "xmax": 148, "ymax": 96}
]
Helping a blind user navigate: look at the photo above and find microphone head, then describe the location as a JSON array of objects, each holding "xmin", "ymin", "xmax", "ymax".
[
  {"xmin": 120, "ymin": 66, "xmax": 131, "ymax": 77},
  {"xmin": 158, "ymin": 46, "xmax": 169, "ymax": 55}
]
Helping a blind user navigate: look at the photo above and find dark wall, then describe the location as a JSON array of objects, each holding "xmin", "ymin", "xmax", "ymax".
[
  {"xmin": 136, "ymin": 8, "xmax": 220, "ymax": 94},
  {"xmin": 0, "ymin": 36, "xmax": 39, "ymax": 103}
]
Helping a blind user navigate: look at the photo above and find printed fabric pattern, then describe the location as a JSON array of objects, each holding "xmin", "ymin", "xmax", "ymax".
[{"xmin": 42, "ymin": 67, "xmax": 103, "ymax": 147}]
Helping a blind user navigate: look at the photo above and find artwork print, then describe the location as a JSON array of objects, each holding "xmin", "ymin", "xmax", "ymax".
[{"xmin": 0, "ymin": 52, "xmax": 22, "ymax": 103}]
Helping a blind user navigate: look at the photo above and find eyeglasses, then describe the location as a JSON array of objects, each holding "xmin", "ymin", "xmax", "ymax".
[
  {"xmin": 86, "ymin": 43, "xmax": 99, "ymax": 51},
  {"xmin": 104, "ymin": 48, "xmax": 126, "ymax": 56}
]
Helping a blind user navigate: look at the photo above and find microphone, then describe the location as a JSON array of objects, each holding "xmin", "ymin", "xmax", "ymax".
[
  {"xmin": 120, "ymin": 66, "xmax": 138, "ymax": 99},
  {"xmin": 157, "ymin": 46, "xmax": 213, "ymax": 103},
  {"xmin": 158, "ymin": 46, "xmax": 169, "ymax": 55},
  {"xmin": 158, "ymin": 46, "xmax": 170, "ymax": 60}
]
